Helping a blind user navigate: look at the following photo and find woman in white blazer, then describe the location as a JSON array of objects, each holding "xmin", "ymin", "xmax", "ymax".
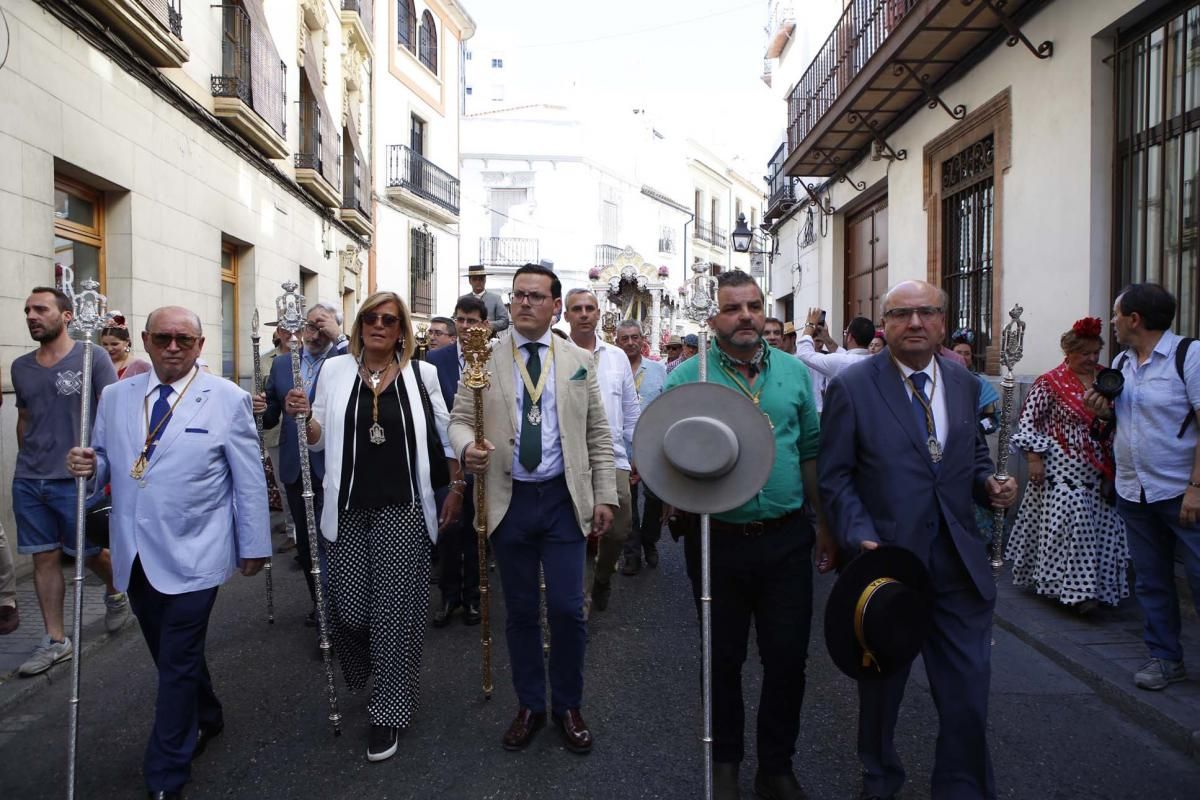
[{"xmin": 291, "ymin": 290, "xmax": 464, "ymax": 762}]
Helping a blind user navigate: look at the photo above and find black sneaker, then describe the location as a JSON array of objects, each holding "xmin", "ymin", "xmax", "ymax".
[{"xmin": 366, "ymin": 725, "xmax": 400, "ymax": 762}]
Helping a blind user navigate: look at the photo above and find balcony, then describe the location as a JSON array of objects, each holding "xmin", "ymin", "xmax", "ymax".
[
  {"xmin": 765, "ymin": 3, "xmax": 795, "ymax": 59},
  {"xmin": 340, "ymin": 0, "xmax": 374, "ymax": 58},
  {"xmin": 80, "ymin": 0, "xmax": 188, "ymax": 67},
  {"xmin": 211, "ymin": 4, "xmax": 289, "ymax": 160},
  {"xmin": 783, "ymin": 0, "xmax": 1052, "ymax": 179},
  {"xmin": 295, "ymin": 100, "xmax": 341, "ymax": 207},
  {"xmin": 694, "ymin": 221, "xmax": 727, "ymax": 248},
  {"xmin": 481, "ymin": 237, "xmax": 538, "ymax": 267},
  {"xmin": 339, "ymin": 145, "xmax": 372, "ymax": 237},
  {"xmin": 385, "ymin": 145, "xmax": 460, "ymax": 223},
  {"xmin": 764, "ymin": 142, "xmax": 798, "ymax": 223},
  {"xmin": 595, "ymin": 244, "xmax": 621, "ymax": 268}
]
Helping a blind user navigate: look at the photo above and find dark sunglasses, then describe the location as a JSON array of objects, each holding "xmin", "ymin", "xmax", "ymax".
[
  {"xmin": 361, "ymin": 312, "xmax": 400, "ymax": 328},
  {"xmin": 147, "ymin": 332, "xmax": 199, "ymax": 349}
]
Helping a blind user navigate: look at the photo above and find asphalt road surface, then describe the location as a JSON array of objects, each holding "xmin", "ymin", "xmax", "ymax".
[{"xmin": 1, "ymin": 540, "xmax": 1197, "ymax": 799}]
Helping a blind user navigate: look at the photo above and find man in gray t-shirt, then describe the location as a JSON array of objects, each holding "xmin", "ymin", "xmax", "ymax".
[{"xmin": 10, "ymin": 287, "xmax": 126, "ymax": 677}]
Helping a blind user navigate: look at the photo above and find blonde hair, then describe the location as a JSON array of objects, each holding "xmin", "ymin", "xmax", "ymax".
[
  {"xmin": 1060, "ymin": 329, "xmax": 1104, "ymax": 355},
  {"xmin": 349, "ymin": 291, "xmax": 415, "ymax": 368}
]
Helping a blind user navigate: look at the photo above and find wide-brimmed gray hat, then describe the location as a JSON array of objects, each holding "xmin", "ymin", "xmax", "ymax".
[{"xmin": 632, "ymin": 383, "xmax": 775, "ymax": 514}]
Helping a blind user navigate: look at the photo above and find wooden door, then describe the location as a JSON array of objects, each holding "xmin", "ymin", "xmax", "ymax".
[{"xmin": 844, "ymin": 198, "xmax": 888, "ymax": 328}]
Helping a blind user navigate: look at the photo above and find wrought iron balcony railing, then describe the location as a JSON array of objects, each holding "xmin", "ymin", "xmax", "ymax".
[
  {"xmin": 765, "ymin": 141, "xmax": 797, "ymax": 218},
  {"xmin": 211, "ymin": 4, "xmax": 287, "ymax": 139},
  {"xmin": 481, "ymin": 237, "xmax": 538, "ymax": 266},
  {"xmin": 296, "ymin": 99, "xmax": 340, "ymax": 191},
  {"xmin": 342, "ymin": 145, "xmax": 370, "ymax": 219},
  {"xmin": 694, "ymin": 221, "xmax": 727, "ymax": 248},
  {"xmin": 385, "ymin": 145, "xmax": 460, "ymax": 215},
  {"xmin": 787, "ymin": 0, "xmax": 917, "ymax": 152},
  {"xmin": 341, "ymin": 0, "xmax": 372, "ymax": 37},
  {"xmin": 595, "ymin": 244, "xmax": 621, "ymax": 268}
]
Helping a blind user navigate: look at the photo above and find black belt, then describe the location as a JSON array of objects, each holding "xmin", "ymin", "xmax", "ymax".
[{"xmin": 710, "ymin": 508, "xmax": 804, "ymax": 537}]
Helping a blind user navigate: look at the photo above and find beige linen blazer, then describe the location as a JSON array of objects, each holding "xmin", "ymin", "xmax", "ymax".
[{"xmin": 448, "ymin": 331, "xmax": 618, "ymax": 536}]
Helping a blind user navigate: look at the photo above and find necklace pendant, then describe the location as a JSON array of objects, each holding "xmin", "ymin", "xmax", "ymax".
[
  {"xmin": 927, "ymin": 436, "xmax": 943, "ymax": 463},
  {"xmin": 369, "ymin": 422, "xmax": 386, "ymax": 445},
  {"xmin": 369, "ymin": 372, "xmax": 381, "ymax": 389},
  {"xmin": 130, "ymin": 455, "xmax": 147, "ymax": 480},
  {"xmin": 527, "ymin": 404, "xmax": 542, "ymax": 426}
]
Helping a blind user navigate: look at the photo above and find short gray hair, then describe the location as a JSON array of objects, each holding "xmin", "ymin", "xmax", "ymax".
[
  {"xmin": 564, "ymin": 288, "xmax": 598, "ymax": 307},
  {"xmin": 308, "ymin": 301, "xmax": 343, "ymax": 325},
  {"xmin": 616, "ymin": 319, "xmax": 642, "ymax": 336}
]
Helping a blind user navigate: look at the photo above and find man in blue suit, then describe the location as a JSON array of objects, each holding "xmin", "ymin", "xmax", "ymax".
[
  {"xmin": 425, "ymin": 295, "xmax": 487, "ymax": 626},
  {"xmin": 254, "ymin": 302, "xmax": 347, "ymax": 623},
  {"xmin": 68, "ymin": 306, "xmax": 270, "ymax": 800},
  {"xmin": 818, "ymin": 281, "xmax": 1016, "ymax": 800}
]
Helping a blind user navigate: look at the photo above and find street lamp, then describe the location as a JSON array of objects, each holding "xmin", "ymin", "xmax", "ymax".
[{"xmin": 731, "ymin": 212, "xmax": 755, "ymax": 253}]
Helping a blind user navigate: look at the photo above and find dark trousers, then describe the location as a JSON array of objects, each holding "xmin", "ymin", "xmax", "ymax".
[
  {"xmin": 127, "ymin": 558, "xmax": 221, "ymax": 793},
  {"xmin": 436, "ymin": 480, "xmax": 479, "ymax": 606},
  {"xmin": 285, "ymin": 478, "xmax": 327, "ymax": 604},
  {"xmin": 858, "ymin": 530, "xmax": 995, "ymax": 800},
  {"xmin": 683, "ymin": 517, "xmax": 815, "ymax": 773},
  {"xmin": 626, "ymin": 481, "xmax": 664, "ymax": 559},
  {"xmin": 491, "ymin": 476, "xmax": 587, "ymax": 715},
  {"xmin": 1117, "ymin": 494, "xmax": 1200, "ymax": 662}
]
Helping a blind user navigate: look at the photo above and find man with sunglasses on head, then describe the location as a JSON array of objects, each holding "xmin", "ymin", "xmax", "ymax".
[
  {"xmin": 11, "ymin": 286, "xmax": 125, "ymax": 678},
  {"xmin": 253, "ymin": 302, "xmax": 348, "ymax": 627},
  {"xmin": 819, "ymin": 280, "xmax": 1017, "ymax": 800},
  {"xmin": 449, "ymin": 263, "xmax": 617, "ymax": 755},
  {"xmin": 68, "ymin": 306, "xmax": 270, "ymax": 800}
]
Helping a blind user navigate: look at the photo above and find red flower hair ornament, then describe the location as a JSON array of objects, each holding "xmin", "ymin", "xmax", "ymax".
[{"xmin": 1071, "ymin": 317, "xmax": 1103, "ymax": 338}]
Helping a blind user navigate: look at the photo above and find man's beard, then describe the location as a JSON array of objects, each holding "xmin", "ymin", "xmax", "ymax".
[{"xmin": 30, "ymin": 320, "xmax": 64, "ymax": 342}]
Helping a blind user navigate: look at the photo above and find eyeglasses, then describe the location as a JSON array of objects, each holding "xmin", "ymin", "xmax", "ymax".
[
  {"xmin": 512, "ymin": 290, "xmax": 550, "ymax": 306},
  {"xmin": 454, "ymin": 316, "xmax": 485, "ymax": 326},
  {"xmin": 303, "ymin": 322, "xmax": 324, "ymax": 333},
  {"xmin": 361, "ymin": 312, "xmax": 400, "ymax": 328},
  {"xmin": 429, "ymin": 329, "xmax": 453, "ymax": 338},
  {"xmin": 147, "ymin": 332, "xmax": 199, "ymax": 349},
  {"xmin": 882, "ymin": 306, "xmax": 943, "ymax": 322}
]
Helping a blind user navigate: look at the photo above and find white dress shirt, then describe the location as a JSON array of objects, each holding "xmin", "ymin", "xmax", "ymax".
[
  {"xmin": 586, "ymin": 340, "xmax": 640, "ymax": 471},
  {"xmin": 143, "ymin": 365, "xmax": 200, "ymax": 428},
  {"xmin": 511, "ymin": 329, "xmax": 564, "ymax": 481},
  {"xmin": 895, "ymin": 357, "xmax": 948, "ymax": 448}
]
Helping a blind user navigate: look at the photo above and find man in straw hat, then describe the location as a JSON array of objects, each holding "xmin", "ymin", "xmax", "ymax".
[
  {"xmin": 463, "ymin": 264, "xmax": 511, "ymax": 334},
  {"xmin": 450, "ymin": 263, "xmax": 617, "ymax": 755},
  {"xmin": 659, "ymin": 269, "xmax": 837, "ymax": 800},
  {"xmin": 818, "ymin": 280, "xmax": 1017, "ymax": 800}
]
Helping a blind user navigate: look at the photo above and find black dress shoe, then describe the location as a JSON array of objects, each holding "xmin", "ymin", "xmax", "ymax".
[
  {"xmin": 192, "ymin": 722, "xmax": 224, "ymax": 759},
  {"xmin": 754, "ymin": 770, "xmax": 807, "ymax": 800},
  {"xmin": 644, "ymin": 546, "xmax": 659, "ymax": 568},
  {"xmin": 432, "ymin": 600, "xmax": 460, "ymax": 628},
  {"xmin": 713, "ymin": 761, "xmax": 740, "ymax": 800},
  {"xmin": 620, "ymin": 556, "xmax": 642, "ymax": 576},
  {"xmin": 147, "ymin": 791, "xmax": 182, "ymax": 799},
  {"xmin": 462, "ymin": 603, "xmax": 481, "ymax": 626},
  {"xmin": 502, "ymin": 707, "xmax": 546, "ymax": 751}
]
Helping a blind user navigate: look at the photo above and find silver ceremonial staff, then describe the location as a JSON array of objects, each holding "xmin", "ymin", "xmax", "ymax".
[
  {"xmin": 67, "ymin": 278, "xmax": 106, "ymax": 800},
  {"xmin": 990, "ymin": 304, "xmax": 1026, "ymax": 582},
  {"xmin": 684, "ymin": 262, "xmax": 718, "ymax": 800},
  {"xmin": 277, "ymin": 281, "xmax": 342, "ymax": 735},
  {"xmin": 250, "ymin": 308, "xmax": 275, "ymax": 624}
]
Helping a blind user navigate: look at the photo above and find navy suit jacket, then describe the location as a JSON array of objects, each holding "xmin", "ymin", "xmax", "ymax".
[
  {"xmin": 818, "ymin": 351, "xmax": 996, "ymax": 599},
  {"xmin": 425, "ymin": 343, "xmax": 462, "ymax": 407},
  {"xmin": 262, "ymin": 342, "xmax": 347, "ymax": 484}
]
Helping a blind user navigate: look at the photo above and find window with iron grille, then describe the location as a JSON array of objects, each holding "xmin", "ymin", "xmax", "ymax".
[
  {"xmin": 397, "ymin": 0, "xmax": 415, "ymax": 51},
  {"xmin": 410, "ymin": 227, "xmax": 435, "ymax": 315},
  {"xmin": 419, "ymin": 11, "xmax": 437, "ymax": 73},
  {"xmin": 1114, "ymin": 4, "xmax": 1200, "ymax": 337},
  {"xmin": 941, "ymin": 134, "xmax": 995, "ymax": 372}
]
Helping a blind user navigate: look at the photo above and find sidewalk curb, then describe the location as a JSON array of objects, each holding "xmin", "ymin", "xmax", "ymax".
[
  {"xmin": 0, "ymin": 614, "xmax": 135, "ymax": 717},
  {"xmin": 993, "ymin": 605, "xmax": 1200, "ymax": 764}
]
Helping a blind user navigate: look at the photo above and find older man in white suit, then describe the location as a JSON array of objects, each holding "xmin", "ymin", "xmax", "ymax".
[{"xmin": 69, "ymin": 306, "xmax": 270, "ymax": 800}]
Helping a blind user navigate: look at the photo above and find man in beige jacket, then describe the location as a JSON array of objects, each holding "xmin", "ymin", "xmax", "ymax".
[{"xmin": 450, "ymin": 263, "xmax": 617, "ymax": 756}]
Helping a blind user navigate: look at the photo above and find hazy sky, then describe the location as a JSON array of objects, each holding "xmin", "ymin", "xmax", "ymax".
[{"xmin": 463, "ymin": 0, "xmax": 784, "ymax": 174}]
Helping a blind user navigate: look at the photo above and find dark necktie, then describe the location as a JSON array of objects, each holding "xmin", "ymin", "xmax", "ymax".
[
  {"xmin": 909, "ymin": 371, "xmax": 931, "ymax": 438},
  {"xmin": 145, "ymin": 384, "xmax": 173, "ymax": 458},
  {"xmin": 518, "ymin": 343, "xmax": 543, "ymax": 472}
]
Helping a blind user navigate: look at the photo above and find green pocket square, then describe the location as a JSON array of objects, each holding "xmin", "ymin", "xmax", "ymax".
[{"xmin": 569, "ymin": 366, "xmax": 589, "ymax": 381}]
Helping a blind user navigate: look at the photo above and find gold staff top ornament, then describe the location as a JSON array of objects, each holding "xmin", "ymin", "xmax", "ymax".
[{"xmin": 461, "ymin": 326, "xmax": 492, "ymax": 390}]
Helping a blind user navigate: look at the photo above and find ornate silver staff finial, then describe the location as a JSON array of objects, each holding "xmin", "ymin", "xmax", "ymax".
[
  {"xmin": 70, "ymin": 278, "xmax": 108, "ymax": 337},
  {"xmin": 990, "ymin": 303, "xmax": 1027, "ymax": 585},
  {"xmin": 276, "ymin": 280, "xmax": 306, "ymax": 335},
  {"xmin": 251, "ymin": 307, "xmax": 261, "ymax": 342},
  {"xmin": 685, "ymin": 261, "xmax": 717, "ymax": 325},
  {"xmin": 1000, "ymin": 304, "xmax": 1026, "ymax": 371}
]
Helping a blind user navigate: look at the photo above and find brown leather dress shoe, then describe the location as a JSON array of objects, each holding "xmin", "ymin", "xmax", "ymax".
[
  {"xmin": 501, "ymin": 708, "xmax": 545, "ymax": 751},
  {"xmin": 553, "ymin": 708, "xmax": 593, "ymax": 754},
  {"xmin": 0, "ymin": 605, "xmax": 19, "ymax": 635}
]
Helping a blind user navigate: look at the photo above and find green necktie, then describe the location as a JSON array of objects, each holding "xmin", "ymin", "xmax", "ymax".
[{"xmin": 518, "ymin": 342, "xmax": 543, "ymax": 471}]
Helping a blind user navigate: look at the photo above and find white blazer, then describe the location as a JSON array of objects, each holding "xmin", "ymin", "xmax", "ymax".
[
  {"xmin": 309, "ymin": 355, "xmax": 453, "ymax": 543},
  {"xmin": 91, "ymin": 370, "xmax": 271, "ymax": 594}
]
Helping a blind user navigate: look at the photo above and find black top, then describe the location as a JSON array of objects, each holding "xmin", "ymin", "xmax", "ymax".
[{"xmin": 338, "ymin": 372, "xmax": 420, "ymax": 510}]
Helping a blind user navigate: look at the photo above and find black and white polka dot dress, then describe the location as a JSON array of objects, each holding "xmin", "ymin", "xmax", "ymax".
[
  {"xmin": 328, "ymin": 503, "xmax": 431, "ymax": 728},
  {"xmin": 1006, "ymin": 374, "xmax": 1129, "ymax": 607}
]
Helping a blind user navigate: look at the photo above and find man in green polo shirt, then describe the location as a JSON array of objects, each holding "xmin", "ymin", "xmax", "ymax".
[{"xmin": 663, "ymin": 269, "xmax": 836, "ymax": 800}]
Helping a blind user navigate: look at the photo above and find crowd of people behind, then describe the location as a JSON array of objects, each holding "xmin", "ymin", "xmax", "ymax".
[{"xmin": 2, "ymin": 269, "xmax": 1199, "ymax": 800}]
